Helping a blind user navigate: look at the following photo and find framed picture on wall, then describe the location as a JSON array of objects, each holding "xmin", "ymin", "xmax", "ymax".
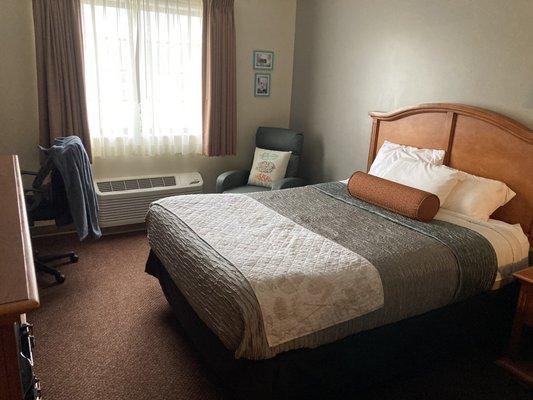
[
  {"xmin": 254, "ymin": 73, "xmax": 271, "ymax": 97},
  {"xmin": 253, "ymin": 50, "xmax": 274, "ymax": 70}
]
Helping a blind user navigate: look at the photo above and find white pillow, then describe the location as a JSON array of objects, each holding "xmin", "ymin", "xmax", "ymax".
[
  {"xmin": 379, "ymin": 159, "xmax": 462, "ymax": 204},
  {"xmin": 248, "ymin": 147, "xmax": 291, "ymax": 188},
  {"xmin": 442, "ymin": 172, "xmax": 516, "ymax": 221},
  {"xmin": 369, "ymin": 140, "xmax": 445, "ymax": 177}
]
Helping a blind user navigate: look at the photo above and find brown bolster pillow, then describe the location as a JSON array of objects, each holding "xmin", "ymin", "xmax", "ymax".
[{"xmin": 347, "ymin": 171, "xmax": 440, "ymax": 222}]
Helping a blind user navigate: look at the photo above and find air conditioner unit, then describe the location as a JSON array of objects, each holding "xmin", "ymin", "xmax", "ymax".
[{"xmin": 94, "ymin": 172, "xmax": 203, "ymax": 227}]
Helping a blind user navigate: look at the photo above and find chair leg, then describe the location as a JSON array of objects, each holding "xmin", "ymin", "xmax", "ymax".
[
  {"xmin": 33, "ymin": 250, "xmax": 79, "ymax": 284},
  {"xmin": 36, "ymin": 251, "xmax": 78, "ymax": 264},
  {"xmin": 35, "ymin": 260, "xmax": 65, "ymax": 284}
]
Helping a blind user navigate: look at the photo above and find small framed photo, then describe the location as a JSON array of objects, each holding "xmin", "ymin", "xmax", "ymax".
[
  {"xmin": 253, "ymin": 50, "xmax": 274, "ymax": 70},
  {"xmin": 254, "ymin": 73, "xmax": 271, "ymax": 97}
]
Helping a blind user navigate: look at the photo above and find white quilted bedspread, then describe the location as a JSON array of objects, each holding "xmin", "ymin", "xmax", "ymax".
[{"xmin": 153, "ymin": 194, "xmax": 384, "ymax": 347}]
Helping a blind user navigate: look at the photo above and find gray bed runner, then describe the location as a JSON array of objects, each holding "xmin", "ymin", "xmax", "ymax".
[{"xmin": 312, "ymin": 182, "xmax": 498, "ymax": 300}]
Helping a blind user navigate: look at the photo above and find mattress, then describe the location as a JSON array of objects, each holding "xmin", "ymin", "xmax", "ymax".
[
  {"xmin": 435, "ymin": 209, "xmax": 530, "ymax": 289},
  {"xmin": 146, "ymin": 182, "xmax": 511, "ymax": 360}
]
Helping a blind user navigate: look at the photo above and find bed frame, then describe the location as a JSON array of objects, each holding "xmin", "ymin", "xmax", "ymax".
[
  {"xmin": 147, "ymin": 253, "xmax": 518, "ymax": 399},
  {"xmin": 368, "ymin": 103, "xmax": 533, "ymax": 246},
  {"xmin": 147, "ymin": 103, "xmax": 533, "ymax": 399}
]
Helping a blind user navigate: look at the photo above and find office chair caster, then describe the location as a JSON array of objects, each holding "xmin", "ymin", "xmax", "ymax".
[
  {"xmin": 35, "ymin": 260, "xmax": 66, "ymax": 284},
  {"xmin": 70, "ymin": 253, "xmax": 79, "ymax": 263}
]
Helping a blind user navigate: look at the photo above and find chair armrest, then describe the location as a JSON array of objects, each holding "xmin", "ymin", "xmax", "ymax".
[
  {"xmin": 216, "ymin": 170, "xmax": 250, "ymax": 193},
  {"xmin": 271, "ymin": 177, "xmax": 306, "ymax": 190},
  {"xmin": 24, "ymin": 187, "xmax": 46, "ymax": 194},
  {"xmin": 20, "ymin": 170, "xmax": 39, "ymax": 176}
]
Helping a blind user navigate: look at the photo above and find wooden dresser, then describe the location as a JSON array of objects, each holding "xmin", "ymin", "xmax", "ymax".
[{"xmin": 0, "ymin": 155, "xmax": 40, "ymax": 400}]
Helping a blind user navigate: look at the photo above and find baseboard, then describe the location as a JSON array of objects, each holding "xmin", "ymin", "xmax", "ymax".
[{"xmin": 31, "ymin": 223, "xmax": 146, "ymax": 238}]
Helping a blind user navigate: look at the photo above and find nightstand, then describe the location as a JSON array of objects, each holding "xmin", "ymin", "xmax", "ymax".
[{"xmin": 497, "ymin": 267, "xmax": 533, "ymax": 389}]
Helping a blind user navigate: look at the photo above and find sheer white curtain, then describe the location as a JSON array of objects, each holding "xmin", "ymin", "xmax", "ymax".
[{"xmin": 81, "ymin": 0, "xmax": 203, "ymax": 158}]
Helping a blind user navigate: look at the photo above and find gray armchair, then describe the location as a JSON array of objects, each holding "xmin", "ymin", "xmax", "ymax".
[{"xmin": 216, "ymin": 127, "xmax": 305, "ymax": 193}]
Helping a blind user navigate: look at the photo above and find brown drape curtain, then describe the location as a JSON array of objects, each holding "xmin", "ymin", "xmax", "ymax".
[
  {"xmin": 32, "ymin": 0, "xmax": 92, "ymax": 160},
  {"xmin": 202, "ymin": 0, "xmax": 237, "ymax": 156}
]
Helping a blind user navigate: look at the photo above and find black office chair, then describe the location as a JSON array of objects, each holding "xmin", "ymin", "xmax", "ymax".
[{"xmin": 22, "ymin": 158, "xmax": 78, "ymax": 284}]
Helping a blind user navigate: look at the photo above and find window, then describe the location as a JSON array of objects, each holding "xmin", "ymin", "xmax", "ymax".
[{"xmin": 81, "ymin": 0, "xmax": 203, "ymax": 158}]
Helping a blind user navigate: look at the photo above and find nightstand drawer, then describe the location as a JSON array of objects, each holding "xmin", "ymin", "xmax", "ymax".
[{"xmin": 520, "ymin": 284, "xmax": 533, "ymax": 327}]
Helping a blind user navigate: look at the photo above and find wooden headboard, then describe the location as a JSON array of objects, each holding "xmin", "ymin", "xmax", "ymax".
[{"xmin": 367, "ymin": 103, "xmax": 533, "ymax": 246}]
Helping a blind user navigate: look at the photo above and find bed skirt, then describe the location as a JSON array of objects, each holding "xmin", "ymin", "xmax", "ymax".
[{"xmin": 146, "ymin": 250, "xmax": 518, "ymax": 400}]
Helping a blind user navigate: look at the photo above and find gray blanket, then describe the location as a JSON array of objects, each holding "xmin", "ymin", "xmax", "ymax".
[
  {"xmin": 43, "ymin": 136, "xmax": 101, "ymax": 240},
  {"xmin": 146, "ymin": 183, "xmax": 497, "ymax": 359}
]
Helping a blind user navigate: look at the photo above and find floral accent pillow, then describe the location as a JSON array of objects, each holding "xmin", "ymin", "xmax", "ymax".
[{"xmin": 248, "ymin": 147, "xmax": 292, "ymax": 188}]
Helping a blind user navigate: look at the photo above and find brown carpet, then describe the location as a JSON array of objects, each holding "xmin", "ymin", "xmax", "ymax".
[
  {"xmin": 30, "ymin": 231, "xmax": 222, "ymax": 400},
  {"xmin": 30, "ymin": 232, "xmax": 529, "ymax": 400}
]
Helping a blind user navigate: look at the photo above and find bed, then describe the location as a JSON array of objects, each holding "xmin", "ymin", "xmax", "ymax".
[{"xmin": 145, "ymin": 103, "xmax": 533, "ymax": 398}]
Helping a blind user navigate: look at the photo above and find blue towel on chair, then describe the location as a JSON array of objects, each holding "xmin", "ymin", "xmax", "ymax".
[{"xmin": 42, "ymin": 136, "xmax": 101, "ymax": 240}]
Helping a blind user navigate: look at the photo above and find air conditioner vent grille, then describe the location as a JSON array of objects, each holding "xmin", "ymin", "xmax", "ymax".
[
  {"xmin": 163, "ymin": 176, "xmax": 176, "ymax": 186},
  {"xmin": 97, "ymin": 181, "xmax": 112, "ymax": 193},
  {"xmin": 138, "ymin": 178, "xmax": 152, "ymax": 189},
  {"xmin": 124, "ymin": 179, "xmax": 139, "ymax": 190},
  {"xmin": 150, "ymin": 177, "xmax": 164, "ymax": 187},
  {"xmin": 96, "ymin": 176, "xmax": 177, "ymax": 193},
  {"xmin": 111, "ymin": 181, "xmax": 126, "ymax": 191}
]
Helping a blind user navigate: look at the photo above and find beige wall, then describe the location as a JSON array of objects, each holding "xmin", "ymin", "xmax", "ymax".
[
  {"xmin": 0, "ymin": 0, "xmax": 297, "ymax": 191},
  {"xmin": 0, "ymin": 0, "xmax": 39, "ymax": 172},
  {"xmin": 290, "ymin": 0, "xmax": 533, "ymax": 183}
]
